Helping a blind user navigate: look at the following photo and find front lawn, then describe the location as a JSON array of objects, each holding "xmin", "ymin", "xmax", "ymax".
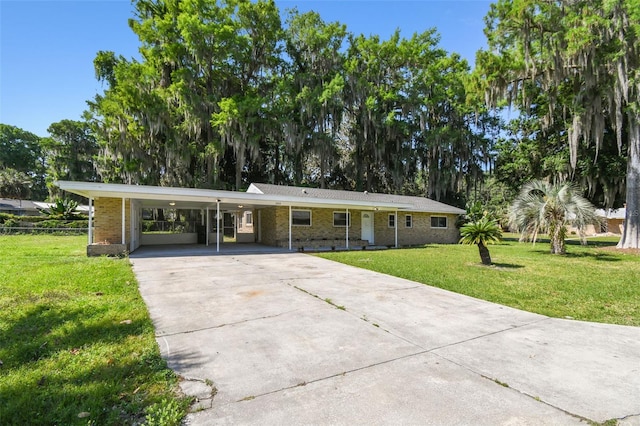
[
  {"xmin": 316, "ymin": 237, "xmax": 640, "ymax": 326},
  {"xmin": 0, "ymin": 235, "xmax": 189, "ymax": 425}
]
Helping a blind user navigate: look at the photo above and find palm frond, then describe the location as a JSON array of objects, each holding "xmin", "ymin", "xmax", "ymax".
[{"xmin": 509, "ymin": 179, "xmax": 598, "ymax": 252}]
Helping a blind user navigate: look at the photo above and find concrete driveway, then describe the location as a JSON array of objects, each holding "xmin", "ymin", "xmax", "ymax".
[{"xmin": 130, "ymin": 246, "xmax": 640, "ymax": 425}]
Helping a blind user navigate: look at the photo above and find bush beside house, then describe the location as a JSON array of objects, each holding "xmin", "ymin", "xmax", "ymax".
[{"xmin": 0, "ymin": 213, "xmax": 88, "ymax": 233}]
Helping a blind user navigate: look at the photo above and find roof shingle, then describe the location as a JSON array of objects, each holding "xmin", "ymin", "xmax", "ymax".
[{"xmin": 248, "ymin": 183, "xmax": 465, "ymax": 214}]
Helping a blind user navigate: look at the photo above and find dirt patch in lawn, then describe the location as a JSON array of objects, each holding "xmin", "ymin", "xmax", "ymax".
[{"xmin": 598, "ymin": 246, "xmax": 640, "ymax": 256}]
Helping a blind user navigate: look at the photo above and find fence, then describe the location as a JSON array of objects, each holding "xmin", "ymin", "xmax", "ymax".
[
  {"xmin": 142, "ymin": 220, "xmax": 199, "ymax": 233},
  {"xmin": 1, "ymin": 227, "xmax": 89, "ymax": 235}
]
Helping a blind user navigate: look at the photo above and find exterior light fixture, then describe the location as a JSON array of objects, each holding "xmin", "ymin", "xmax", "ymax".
[
  {"xmin": 238, "ymin": 205, "xmax": 244, "ymax": 209},
  {"xmin": 169, "ymin": 202, "xmax": 176, "ymax": 206}
]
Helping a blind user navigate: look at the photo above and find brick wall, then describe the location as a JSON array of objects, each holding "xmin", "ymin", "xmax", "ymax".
[
  {"xmin": 94, "ymin": 197, "xmax": 130, "ymax": 244},
  {"xmin": 373, "ymin": 212, "xmax": 460, "ymax": 246},
  {"xmin": 258, "ymin": 207, "xmax": 459, "ymax": 247},
  {"xmin": 258, "ymin": 207, "xmax": 279, "ymax": 246},
  {"xmin": 288, "ymin": 208, "xmax": 363, "ymax": 241}
]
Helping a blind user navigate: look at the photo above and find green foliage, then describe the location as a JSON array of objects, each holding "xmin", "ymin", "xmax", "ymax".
[
  {"xmin": 0, "ymin": 214, "xmax": 87, "ymax": 225},
  {"xmin": 2, "ymin": 217, "xmax": 19, "ymax": 227},
  {"xmin": 0, "ymin": 235, "xmax": 188, "ymax": 425},
  {"xmin": 492, "ymin": 88, "xmax": 627, "ymax": 209},
  {"xmin": 86, "ymin": 0, "xmax": 495, "ymax": 203},
  {"xmin": 0, "ymin": 124, "xmax": 47, "ymax": 199},
  {"xmin": 37, "ymin": 219, "xmax": 89, "ymax": 228},
  {"xmin": 510, "ymin": 180, "xmax": 599, "ymax": 254},
  {"xmin": 469, "ymin": 177, "xmax": 515, "ymax": 228},
  {"xmin": 43, "ymin": 120, "xmax": 98, "ymax": 200},
  {"xmin": 0, "ymin": 124, "xmax": 42, "ymax": 173},
  {"xmin": 0, "ymin": 168, "xmax": 32, "ymax": 199},
  {"xmin": 89, "ymin": 0, "xmax": 283, "ymax": 190},
  {"xmin": 47, "ymin": 197, "xmax": 81, "ymax": 220},
  {"xmin": 459, "ymin": 217, "xmax": 502, "ymax": 246},
  {"xmin": 145, "ymin": 398, "xmax": 184, "ymax": 426},
  {"xmin": 475, "ymin": 0, "xmax": 640, "ymax": 249},
  {"xmin": 459, "ymin": 216, "xmax": 502, "ymax": 265},
  {"xmin": 315, "ymin": 237, "xmax": 640, "ymax": 326},
  {"xmin": 463, "ymin": 201, "xmax": 488, "ymax": 223}
]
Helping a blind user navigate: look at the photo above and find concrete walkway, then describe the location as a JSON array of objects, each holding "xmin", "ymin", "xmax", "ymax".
[{"xmin": 130, "ymin": 246, "xmax": 640, "ymax": 425}]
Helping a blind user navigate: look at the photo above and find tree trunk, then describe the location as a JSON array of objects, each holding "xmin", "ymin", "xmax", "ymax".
[
  {"xmin": 477, "ymin": 242, "xmax": 492, "ymax": 265},
  {"xmin": 550, "ymin": 227, "xmax": 566, "ymax": 254},
  {"xmin": 235, "ymin": 147, "xmax": 244, "ymax": 191},
  {"xmin": 618, "ymin": 119, "xmax": 639, "ymax": 249}
]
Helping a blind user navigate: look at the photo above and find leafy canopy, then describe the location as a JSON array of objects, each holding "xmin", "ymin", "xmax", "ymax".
[{"xmin": 459, "ymin": 216, "xmax": 503, "ymax": 246}]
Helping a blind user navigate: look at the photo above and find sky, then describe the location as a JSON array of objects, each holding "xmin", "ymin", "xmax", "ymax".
[{"xmin": 0, "ymin": 0, "xmax": 492, "ymax": 137}]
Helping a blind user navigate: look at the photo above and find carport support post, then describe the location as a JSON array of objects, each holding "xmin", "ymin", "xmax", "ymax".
[
  {"xmin": 121, "ymin": 198, "xmax": 126, "ymax": 245},
  {"xmin": 206, "ymin": 208, "xmax": 209, "ymax": 247},
  {"xmin": 395, "ymin": 209, "xmax": 398, "ymax": 248},
  {"xmin": 346, "ymin": 208, "xmax": 349, "ymax": 250},
  {"xmin": 288, "ymin": 205, "xmax": 292, "ymax": 251},
  {"xmin": 88, "ymin": 197, "xmax": 93, "ymax": 245},
  {"xmin": 216, "ymin": 201, "xmax": 220, "ymax": 253}
]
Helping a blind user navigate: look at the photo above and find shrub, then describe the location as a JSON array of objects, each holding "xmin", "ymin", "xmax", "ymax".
[
  {"xmin": 38, "ymin": 219, "xmax": 89, "ymax": 229},
  {"xmin": 3, "ymin": 218, "xmax": 19, "ymax": 227},
  {"xmin": 145, "ymin": 398, "xmax": 183, "ymax": 426}
]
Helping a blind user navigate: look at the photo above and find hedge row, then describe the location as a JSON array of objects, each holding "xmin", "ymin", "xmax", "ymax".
[
  {"xmin": 0, "ymin": 227, "xmax": 88, "ymax": 235},
  {"xmin": 0, "ymin": 213, "xmax": 88, "ymax": 225},
  {"xmin": 1, "ymin": 218, "xmax": 89, "ymax": 228}
]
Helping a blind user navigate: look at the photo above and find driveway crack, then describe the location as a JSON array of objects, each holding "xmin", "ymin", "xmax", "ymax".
[
  {"xmin": 387, "ymin": 285, "xmax": 423, "ymax": 292},
  {"xmin": 234, "ymin": 349, "xmax": 430, "ymax": 403},
  {"xmin": 427, "ymin": 316, "xmax": 551, "ymax": 353},
  {"xmin": 156, "ymin": 309, "xmax": 299, "ymax": 338}
]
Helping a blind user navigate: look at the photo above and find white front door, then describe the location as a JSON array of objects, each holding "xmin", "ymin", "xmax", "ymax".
[{"xmin": 361, "ymin": 211, "xmax": 374, "ymax": 244}]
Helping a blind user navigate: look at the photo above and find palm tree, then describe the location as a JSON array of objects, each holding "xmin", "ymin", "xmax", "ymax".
[
  {"xmin": 509, "ymin": 180, "xmax": 599, "ymax": 254},
  {"xmin": 459, "ymin": 216, "xmax": 503, "ymax": 265}
]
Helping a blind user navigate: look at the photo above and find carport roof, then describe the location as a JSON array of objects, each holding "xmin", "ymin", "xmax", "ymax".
[{"xmin": 55, "ymin": 181, "xmax": 429, "ymax": 211}]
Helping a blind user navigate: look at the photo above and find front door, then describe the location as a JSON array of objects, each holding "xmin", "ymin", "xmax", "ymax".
[
  {"xmin": 361, "ymin": 211, "xmax": 374, "ymax": 244},
  {"xmin": 223, "ymin": 212, "xmax": 236, "ymax": 242}
]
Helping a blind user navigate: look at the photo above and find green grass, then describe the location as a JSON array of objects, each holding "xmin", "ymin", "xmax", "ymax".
[
  {"xmin": 0, "ymin": 235, "xmax": 189, "ymax": 425},
  {"xmin": 316, "ymin": 237, "xmax": 640, "ymax": 326}
]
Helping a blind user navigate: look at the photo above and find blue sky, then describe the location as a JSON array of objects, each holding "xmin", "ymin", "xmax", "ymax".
[{"xmin": 0, "ymin": 0, "xmax": 491, "ymax": 137}]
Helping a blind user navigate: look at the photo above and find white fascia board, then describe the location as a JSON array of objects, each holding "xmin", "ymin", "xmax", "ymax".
[
  {"xmin": 254, "ymin": 195, "xmax": 412, "ymax": 210},
  {"xmin": 55, "ymin": 181, "xmax": 412, "ymax": 210},
  {"xmin": 56, "ymin": 181, "xmax": 248, "ymax": 204},
  {"xmin": 402, "ymin": 207, "xmax": 466, "ymax": 215}
]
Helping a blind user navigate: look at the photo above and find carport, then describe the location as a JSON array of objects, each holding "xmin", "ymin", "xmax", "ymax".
[{"xmin": 55, "ymin": 181, "xmax": 282, "ymax": 253}]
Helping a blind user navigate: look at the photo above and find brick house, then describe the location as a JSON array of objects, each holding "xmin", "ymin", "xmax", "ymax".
[{"xmin": 55, "ymin": 181, "xmax": 465, "ymax": 256}]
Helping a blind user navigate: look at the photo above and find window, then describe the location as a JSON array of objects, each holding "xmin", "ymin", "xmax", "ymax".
[
  {"xmin": 245, "ymin": 212, "xmax": 253, "ymax": 225},
  {"xmin": 388, "ymin": 213, "xmax": 396, "ymax": 228},
  {"xmin": 333, "ymin": 211, "xmax": 351, "ymax": 227},
  {"xmin": 405, "ymin": 214, "xmax": 413, "ymax": 228},
  {"xmin": 430, "ymin": 216, "xmax": 447, "ymax": 228},
  {"xmin": 292, "ymin": 210, "xmax": 311, "ymax": 226}
]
